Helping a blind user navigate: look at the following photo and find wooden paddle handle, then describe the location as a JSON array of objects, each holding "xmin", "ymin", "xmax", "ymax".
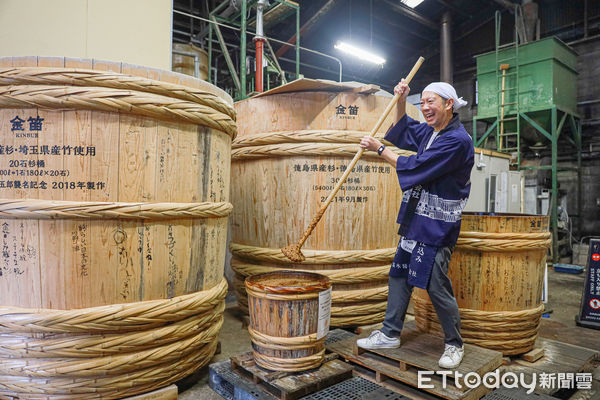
[{"xmin": 295, "ymin": 56, "xmax": 425, "ymax": 249}]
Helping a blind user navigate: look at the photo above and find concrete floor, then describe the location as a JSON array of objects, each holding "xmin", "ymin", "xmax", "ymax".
[{"xmin": 177, "ymin": 268, "xmax": 599, "ymax": 400}]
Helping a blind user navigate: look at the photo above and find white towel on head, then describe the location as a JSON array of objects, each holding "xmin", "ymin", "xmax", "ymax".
[{"xmin": 422, "ymin": 82, "xmax": 468, "ymax": 110}]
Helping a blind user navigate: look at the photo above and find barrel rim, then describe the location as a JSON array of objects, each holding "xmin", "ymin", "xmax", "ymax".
[{"xmin": 245, "ymin": 271, "xmax": 331, "ymax": 294}]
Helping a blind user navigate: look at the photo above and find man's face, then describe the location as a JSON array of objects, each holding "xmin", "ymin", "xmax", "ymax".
[{"xmin": 420, "ymin": 91, "xmax": 453, "ymax": 129}]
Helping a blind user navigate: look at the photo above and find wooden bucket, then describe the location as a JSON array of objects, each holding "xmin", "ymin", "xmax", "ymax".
[
  {"xmin": 245, "ymin": 271, "xmax": 332, "ymax": 371},
  {"xmin": 0, "ymin": 56, "xmax": 235, "ymax": 398},
  {"xmin": 230, "ymin": 85, "xmax": 422, "ymax": 327},
  {"xmin": 172, "ymin": 42, "xmax": 209, "ymax": 80},
  {"xmin": 412, "ymin": 213, "xmax": 551, "ymax": 355}
]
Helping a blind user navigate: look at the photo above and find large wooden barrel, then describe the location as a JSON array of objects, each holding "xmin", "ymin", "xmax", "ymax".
[
  {"xmin": 246, "ymin": 271, "xmax": 332, "ymax": 371},
  {"xmin": 230, "ymin": 84, "xmax": 420, "ymax": 327},
  {"xmin": 413, "ymin": 213, "xmax": 551, "ymax": 355},
  {"xmin": 172, "ymin": 42, "xmax": 209, "ymax": 80},
  {"xmin": 0, "ymin": 56, "xmax": 235, "ymax": 398}
]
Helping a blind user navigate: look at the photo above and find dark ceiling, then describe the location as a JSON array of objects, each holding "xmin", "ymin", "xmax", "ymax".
[{"xmin": 173, "ymin": 0, "xmax": 599, "ymax": 92}]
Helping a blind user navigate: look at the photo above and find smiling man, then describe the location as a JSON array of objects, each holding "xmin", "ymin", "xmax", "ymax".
[{"xmin": 357, "ymin": 80, "xmax": 474, "ymax": 369}]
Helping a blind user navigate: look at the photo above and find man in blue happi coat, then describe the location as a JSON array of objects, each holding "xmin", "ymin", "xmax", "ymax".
[{"xmin": 357, "ymin": 80, "xmax": 474, "ymax": 369}]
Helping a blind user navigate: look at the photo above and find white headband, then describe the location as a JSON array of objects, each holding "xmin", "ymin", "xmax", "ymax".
[{"xmin": 422, "ymin": 82, "xmax": 468, "ymax": 110}]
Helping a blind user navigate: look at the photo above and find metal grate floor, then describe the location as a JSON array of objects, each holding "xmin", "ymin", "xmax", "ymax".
[
  {"xmin": 482, "ymin": 388, "xmax": 558, "ymax": 400},
  {"xmin": 302, "ymin": 376, "xmax": 408, "ymax": 400}
]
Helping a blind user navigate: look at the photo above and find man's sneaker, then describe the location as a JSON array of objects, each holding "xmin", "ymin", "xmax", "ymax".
[
  {"xmin": 356, "ymin": 330, "xmax": 400, "ymax": 350},
  {"xmin": 438, "ymin": 344, "xmax": 464, "ymax": 369}
]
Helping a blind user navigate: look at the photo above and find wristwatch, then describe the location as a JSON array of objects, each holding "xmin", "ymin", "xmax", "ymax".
[{"xmin": 377, "ymin": 145, "xmax": 386, "ymax": 156}]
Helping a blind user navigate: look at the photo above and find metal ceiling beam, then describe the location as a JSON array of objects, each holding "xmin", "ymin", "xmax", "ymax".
[
  {"xmin": 374, "ymin": 13, "xmax": 436, "ymax": 42},
  {"xmin": 433, "ymin": 0, "xmax": 471, "ymax": 18},
  {"xmin": 276, "ymin": 0, "xmax": 340, "ymax": 58},
  {"xmin": 382, "ymin": 0, "xmax": 439, "ymax": 31},
  {"xmin": 492, "ymin": 0, "xmax": 516, "ymax": 12}
]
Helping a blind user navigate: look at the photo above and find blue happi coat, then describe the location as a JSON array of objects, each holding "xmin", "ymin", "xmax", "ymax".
[{"xmin": 385, "ymin": 113, "xmax": 474, "ymax": 248}]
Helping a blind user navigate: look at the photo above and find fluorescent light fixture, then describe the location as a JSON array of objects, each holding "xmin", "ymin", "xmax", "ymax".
[
  {"xmin": 401, "ymin": 0, "xmax": 425, "ymax": 8},
  {"xmin": 334, "ymin": 42, "xmax": 386, "ymax": 65}
]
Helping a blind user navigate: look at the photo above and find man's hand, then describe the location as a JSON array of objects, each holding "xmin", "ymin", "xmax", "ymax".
[
  {"xmin": 392, "ymin": 79, "xmax": 410, "ymax": 125},
  {"xmin": 394, "ymin": 78, "xmax": 411, "ymax": 101},
  {"xmin": 360, "ymin": 136, "xmax": 383, "ymax": 152}
]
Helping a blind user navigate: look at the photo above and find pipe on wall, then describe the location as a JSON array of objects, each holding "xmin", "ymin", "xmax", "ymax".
[{"xmin": 440, "ymin": 11, "xmax": 453, "ymax": 84}]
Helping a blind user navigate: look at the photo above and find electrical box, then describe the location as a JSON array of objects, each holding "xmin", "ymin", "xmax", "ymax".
[{"xmin": 464, "ymin": 150, "xmax": 523, "ymax": 213}]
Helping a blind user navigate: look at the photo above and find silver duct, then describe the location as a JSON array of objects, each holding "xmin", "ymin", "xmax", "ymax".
[{"xmin": 440, "ymin": 11, "xmax": 453, "ymax": 84}]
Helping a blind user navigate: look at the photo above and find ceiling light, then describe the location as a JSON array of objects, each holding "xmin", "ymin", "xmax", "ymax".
[
  {"xmin": 334, "ymin": 42, "xmax": 386, "ymax": 65},
  {"xmin": 401, "ymin": 0, "xmax": 425, "ymax": 8}
]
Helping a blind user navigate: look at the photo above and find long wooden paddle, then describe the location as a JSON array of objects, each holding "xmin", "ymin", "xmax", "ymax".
[{"xmin": 282, "ymin": 56, "xmax": 425, "ymax": 262}]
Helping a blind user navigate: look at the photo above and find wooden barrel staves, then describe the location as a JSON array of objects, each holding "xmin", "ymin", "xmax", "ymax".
[
  {"xmin": 230, "ymin": 84, "xmax": 422, "ymax": 327},
  {"xmin": 412, "ymin": 213, "xmax": 551, "ymax": 355},
  {"xmin": 246, "ymin": 271, "xmax": 332, "ymax": 372},
  {"xmin": 0, "ymin": 56, "xmax": 235, "ymax": 399}
]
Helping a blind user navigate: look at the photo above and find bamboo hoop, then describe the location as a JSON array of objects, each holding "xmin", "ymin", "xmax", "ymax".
[
  {"xmin": 245, "ymin": 286, "xmax": 321, "ymax": 301},
  {"xmin": 0, "ymin": 199, "xmax": 232, "ymax": 220},
  {"xmin": 232, "ymin": 142, "xmax": 414, "ymax": 160},
  {"xmin": 233, "ymin": 130, "xmax": 392, "ymax": 147},
  {"xmin": 247, "ymin": 327, "xmax": 323, "ymax": 351},
  {"xmin": 459, "ymin": 231, "xmax": 551, "ymax": 240},
  {"xmin": 0, "ymin": 317, "xmax": 223, "ymax": 377},
  {"xmin": 0, "ymin": 305, "xmax": 224, "ymax": 358},
  {"xmin": 331, "ymin": 312, "xmax": 386, "ymax": 327},
  {"xmin": 251, "ymin": 349, "xmax": 326, "ymax": 372},
  {"xmin": 0, "ymin": 85, "xmax": 237, "ymax": 138},
  {"xmin": 0, "ymin": 278, "xmax": 227, "ymax": 334},
  {"xmin": 456, "ymin": 237, "xmax": 552, "ymax": 251},
  {"xmin": 0, "ymin": 279, "xmax": 227, "ymax": 398},
  {"xmin": 230, "ymin": 243, "xmax": 396, "ymax": 264},
  {"xmin": 0, "ymin": 67, "xmax": 235, "ymax": 116},
  {"xmin": 231, "ymin": 261, "xmax": 389, "ymax": 284},
  {"xmin": 0, "ymin": 341, "xmax": 218, "ymax": 398},
  {"xmin": 331, "ymin": 301, "xmax": 387, "ymax": 316},
  {"xmin": 236, "ymin": 274, "xmax": 387, "ymax": 304},
  {"xmin": 413, "ymin": 297, "xmax": 544, "ymax": 355}
]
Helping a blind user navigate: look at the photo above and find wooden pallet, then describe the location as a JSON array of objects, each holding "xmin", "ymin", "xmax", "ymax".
[
  {"xmin": 504, "ymin": 337, "xmax": 600, "ymax": 397},
  {"xmin": 325, "ymin": 328, "xmax": 503, "ymax": 400},
  {"xmin": 229, "ymin": 352, "xmax": 353, "ymax": 400},
  {"xmin": 210, "ymin": 360, "xmax": 407, "ymax": 400}
]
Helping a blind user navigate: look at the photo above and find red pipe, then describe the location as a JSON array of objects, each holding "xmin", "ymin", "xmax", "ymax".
[{"xmin": 255, "ymin": 38, "xmax": 265, "ymax": 93}]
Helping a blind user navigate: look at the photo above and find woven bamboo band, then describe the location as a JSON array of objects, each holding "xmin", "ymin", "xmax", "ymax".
[
  {"xmin": 0, "ymin": 84, "xmax": 237, "ymax": 138},
  {"xmin": 252, "ymin": 349, "xmax": 326, "ymax": 372},
  {"xmin": 0, "ymin": 306, "xmax": 223, "ymax": 358},
  {"xmin": 331, "ymin": 301, "xmax": 387, "ymax": 316},
  {"xmin": 332, "ymin": 312, "xmax": 385, "ymax": 327},
  {"xmin": 230, "ymin": 243, "xmax": 396, "ymax": 264},
  {"xmin": 0, "ymin": 279, "xmax": 227, "ymax": 398},
  {"xmin": 248, "ymin": 327, "xmax": 323, "ymax": 351},
  {"xmin": 456, "ymin": 237, "xmax": 552, "ymax": 251},
  {"xmin": 0, "ymin": 199, "xmax": 232, "ymax": 220},
  {"xmin": 0, "ymin": 277, "xmax": 228, "ymax": 334},
  {"xmin": 246, "ymin": 285, "xmax": 321, "ymax": 301},
  {"xmin": 233, "ymin": 130, "xmax": 391, "ymax": 148},
  {"xmin": 232, "ymin": 142, "xmax": 414, "ymax": 160},
  {"xmin": 415, "ymin": 316, "xmax": 538, "ymax": 355},
  {"xmin": 0, "ymin": 316, "xmax": 223, "ymax": 377},
  {"xmin": 0, "ymin": 67, "xmax": 235, "ymax": 118},
  {"xmin": 413, "ymin": 298, "xmax": 543, "ymax": 355},
  {"xmin": 231, "ymin": 261, "xmax": 389, "ymax": 284},
  {"xmin": 0, "ymin": 341, "xmax": 219, "ymax": 399},
  {"xmin": 236, "ymin": 275, "xmax": 387, "ymax": 304},
  {"xmin": 460, "ymin": 231, "xmax": 551, "ymax": 240}
]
